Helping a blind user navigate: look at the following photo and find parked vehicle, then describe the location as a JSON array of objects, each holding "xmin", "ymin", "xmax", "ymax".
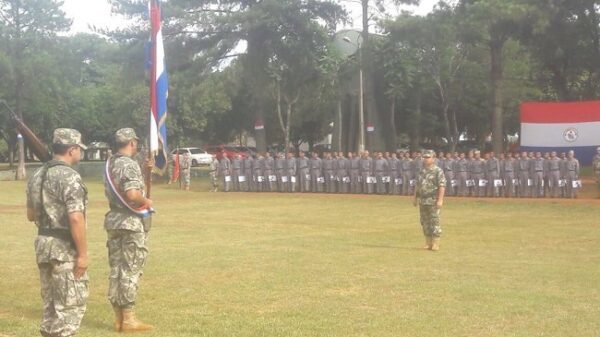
[{"xmin": 170, "ymin": 147, "xmax": 214, "ymax": 166}]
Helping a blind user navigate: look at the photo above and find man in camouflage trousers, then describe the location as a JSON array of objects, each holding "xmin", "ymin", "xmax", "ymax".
[
  {"xmin": 180, "ymin": 152, "xmax": 192, "ymax": 190},
  {"xmin": 104, "ymin": 128, "xmax": 154, "ymax": 332},
  {"xmin": 413, "ymin": 150, "xmax": 446, "ymax": 251},
  {"xmin": 27, "ymin": 128, "xmax": 89, "ymax": 337}
]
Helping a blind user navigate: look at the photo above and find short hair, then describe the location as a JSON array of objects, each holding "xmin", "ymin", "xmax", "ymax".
[
  {"xmin": 116, "ymin": 139, "xmax": 133, "ymax": 149},
  {"xmin": 52, "ymin": 143, "xmax": 74, "ymax": 155}
]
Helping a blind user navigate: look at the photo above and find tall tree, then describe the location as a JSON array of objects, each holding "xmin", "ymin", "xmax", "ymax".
[{"xmin": 0, "ymin": 0, "xmax": 70, "ymax": 177}]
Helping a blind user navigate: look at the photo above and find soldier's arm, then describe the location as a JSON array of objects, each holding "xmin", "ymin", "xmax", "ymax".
[{"xmin": 69, "ymin": 211, "xmax": 88, "ymax": 279}]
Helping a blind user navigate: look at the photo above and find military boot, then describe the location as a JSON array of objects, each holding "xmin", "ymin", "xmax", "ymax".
[
  {"xmin": 423, "ymin": 236, "xmax": 433, "ymax": 250},
  {"xmin": 121, "ymin": 308, "xmax": 154, "ymax": 333},
  {"xmin": 113, "ymin": 306, "xmax": 123, "ymax": 332},
  {"xmin": 431, "ymin": 237, "xmax": 441, "ymax": 251}
]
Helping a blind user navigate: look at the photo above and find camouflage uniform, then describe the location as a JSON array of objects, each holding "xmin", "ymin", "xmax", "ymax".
[
  {"xmin": 209, "ymin": 158, "xmax": 219, "ymax": 192},
  {"xmin": 415, "ymin": 154, "xmax": 446, "ymax": 238},
  {"xmin": 27, "ymin": 129, "xmax": 89, "ymax": 337},
  {"xmin": 104, "ymin": 128, "xmax": 150, "ymax": 310},
  {"xmin": 180, "ymin": 154, "xmax": 191, "ymax": 188}
]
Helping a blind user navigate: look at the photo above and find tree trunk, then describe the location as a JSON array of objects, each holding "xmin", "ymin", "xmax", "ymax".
[
  {"xmin": 410, "ymin": 89, "xmax": 422, "ymax": 151},
  {"xmin": 490, "ymin": 29, "xmax": 505, "ymax": 154},
  {"xmin": 450, "ymin": 108, "xmax": 459, "ymax": 152},
  {"xmin": 246, "ymin": 30, "xmax": 269, "ymax": 154},
  {"xmin": 13, "ymin": 2, "xmax": 26, "ymax": 180},
  {"xmin": 388, "ymin": 96, "xmax": 397, "ymax": 151}
]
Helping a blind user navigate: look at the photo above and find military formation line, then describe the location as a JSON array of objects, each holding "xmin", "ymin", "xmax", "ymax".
[{"xmin": 199, "ymin": 149, "xmax": 586, "ymax": 198}]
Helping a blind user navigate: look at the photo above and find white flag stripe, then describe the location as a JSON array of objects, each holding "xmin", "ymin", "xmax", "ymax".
[
  {"xmin": 520, "ymin": 122, "xmax": 600, "ymax": 147},
  {"xmin": 150, "ymin": 110, "xmax": 159, "ymax": 152}
]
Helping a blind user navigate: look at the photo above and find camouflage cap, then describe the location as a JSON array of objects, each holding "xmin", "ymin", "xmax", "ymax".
[
  {"xmin": 422, "ymin": 149, "xmax": 435, "ymax": 158},
  {"xmin": 115, "ymin": 128, "xmax": 139, "ymax": 143},
  {"xmin": 53, "ymin": 128, "xmax": 87, "ymax": 150}
]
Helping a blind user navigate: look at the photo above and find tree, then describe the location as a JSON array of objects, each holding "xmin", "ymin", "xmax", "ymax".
[
  {"xmin": 0, "ymin": 0, "xmax": 70, "ymax": 177},
  {"xmin": 458, "ymin": 0, "xmax": 532, "ymax": 153}
]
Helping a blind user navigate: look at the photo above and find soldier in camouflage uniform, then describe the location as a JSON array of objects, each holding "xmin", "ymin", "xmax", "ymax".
[
  {"xmin": 593, "ymin": 147, "xmax": 600, "ymax": 198},
  {"xmin": 180, "ymin": 152, "xmax": 192, "ymax": 190},
  {"xmin": 413, "ymin": 150, "xmax": 446, "ymax": 251},
  {"xmin": 27, "ymin": 128, "xmax": 89, "ymax": 337},
  {"xmin": 104, "ymin": 128, "xmax": 154, "ymax": 332},
  {"xmin": 209, "ymin": 156, "xmax": 219, "ymax": 192}
]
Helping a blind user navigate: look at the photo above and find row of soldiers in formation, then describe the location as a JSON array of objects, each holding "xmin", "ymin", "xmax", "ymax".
[{"xmin": 209, "ymin": 149, "xmax": 584, "ymax": 198}]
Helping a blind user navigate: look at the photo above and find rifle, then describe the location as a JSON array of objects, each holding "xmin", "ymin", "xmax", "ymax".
[{"xmin": 0, "ymin": 99, "xmax": 52, "ymax": 162}]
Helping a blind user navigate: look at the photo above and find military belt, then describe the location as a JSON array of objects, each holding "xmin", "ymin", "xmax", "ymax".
[{"xmin": 38, "ymin": 227, "xmax": 75, "ymax": 247}]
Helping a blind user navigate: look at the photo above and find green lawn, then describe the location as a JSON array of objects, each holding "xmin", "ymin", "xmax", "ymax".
[{"xmin": 1, "ymin": 178, "xmax": 599, "ymax": 337}]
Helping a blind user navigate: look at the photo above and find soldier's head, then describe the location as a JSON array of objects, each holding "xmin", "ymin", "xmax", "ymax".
[
  {"xmin": 391, "ymin": 153, "xmax": 397, "ymax": 159},
  {"xmin": 438, "ymin": 151, "xmax": 444, "ymax": 158},
  {"xmin": 467, "ymin": 151, "xmax": 474, "ymax": 159},
  {"xmin": 543, "ymin": 152, "xmax": 550, "ymax": 159},
  {"xmin": 299, "ymin": 151, "xmax": 305, "ymax": 158},
  {"xmin": 568, "ymin": 150, "xmax": 575, "ymax": 158},
  {"xmin": 483, "ymin": 152, "xmax": 490, "ymax": 160},
  {"xmin": 384, "ymin": 151, "xmax": 390, "ymax": 158},
  {"xmin": 535, "ymin": 152, "xmax": 542, "ymax": 158},
  {"xmin": 528, "ymin": 151, "xmax": 534, "ymax": 158},
  {"xmin": 52, "ymin": 128, "xmax": 87, "ymax": 165},
  {"xmin": 422, "ymin": 150, "xmax": 435, "ymax": 167},
  {"xmin": 287, "ymin": 152, "xmax": 293, "ymax": 159},
  {"xmin": 377, "ymin": 152, "xmax": 383, "ymax": 159},
  {"xmin": 521, "ymin": 151, "xmax": 527, "ymax": 158},
  {"xmin": 347, "ymin": 152, "xmax": 353, "ymax": 158},
  {"xmin": 364, "ymin": 150, "xmax": 370, "ymax": 157},
  {"xmin": 459, "ymin": 152, "xmax": 465, "ymax": 159},
  {"xmin": 445, "ymin": 152, "xmax": 452, "ymax": 159},
  {"xmin": 551, "ymin": 151, "xmax": 557, "ymax": 158},
  {"xmin": 114, "ymin": 128, "xmax": 139, "ymax": 157},
  {"xmin": 499, "ymin": 153, "xmax": 505, "ymax": 160},
  {"xmin": 474, "ymin": 150, "xmax": 481, "ymax": 159},
  {"xmin": 597, "ymin": 147, "xmax": 600, "ymax": 154}
]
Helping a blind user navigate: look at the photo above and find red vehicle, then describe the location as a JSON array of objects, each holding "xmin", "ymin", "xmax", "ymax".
[{"xmin": 205, "ymin": 145, "xmax": 249, "ymax": 160}]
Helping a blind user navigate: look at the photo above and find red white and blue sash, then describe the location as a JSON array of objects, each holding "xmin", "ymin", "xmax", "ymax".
[{"xmin": 105, "ymin": 156, "xmax": 154, "ymax": 218}]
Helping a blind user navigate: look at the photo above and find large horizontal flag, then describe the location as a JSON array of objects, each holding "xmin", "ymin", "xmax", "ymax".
[
  {"xmin": 149, "ymin": 0, "xmax": 168, "ymax": 171},
  {"xmin": 520, "ymin": 101, "xmax": 600, "ymax": 165}
]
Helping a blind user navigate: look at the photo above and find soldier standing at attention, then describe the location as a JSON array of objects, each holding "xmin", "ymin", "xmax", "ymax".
[
  {"xmin": 349, "ymin": 152, "xmax": 361, "ymax": 194},
  {"xmin": 285, "ymin": 152, "xmax": 297, "ymax": 192},
  {"xmin": 565, "ymin": 150, "xmax": 580, "ymax": 198},
  {"xmin": 530, "ymin": 152, "xmax": 545, "ymax": 198},
  {"xmin": 209, "ymin": 156, "xmax": 219, "ymax": 192},
  {"xmin": 360, "ymin": 151, "xmax": 373, "ymax": 194},
  {"xmin": 453, "ymin": 152, "xmax": 468, "ymax": 197},
  {"xmin": 104, "ymin": 128, "xmax": 154, "ymax": 332},
  {"xmin": 231, "ymin": 154, "xmax": 242, "ymax": 192},
  {"xmin": 442, "ymin": 152, "xmax": 454, "ymax": 196},
  {"xmin": 262, "ymin": 152, "xmax": 274, "ymax": 192},
  {"xmin": 309, "ymin": 152, "xmax": 322, "ymax": 192},
  {"xmin": 254, "ymin": 153, "xmax": 265, "ymax": 192},
  {"xmin": 413, "ymin": 150, "xmax": 446, "ymax": 251},
  {"xmin": 469, "ymin": 150, "xmax": 485, "ymax": 197},
  {"xmin": 501, "ymin": 152, "xmax": 516, "ymax": 198},
  {"xmin": 219, "ymin": 151, "xmax": 231, "ymax": 192},
  {"xmin": 485, "ymin": 152, "xmax": 500, "ymax": 197},
  {"xmin": 410, "ymin": 151, "xmax": 423, "ymax": 195},
  {"xmin": 545, "ymin": 151, "xmax": 561, "ymax": 198},
  {"xmin": 517, "ymin": 151, "xmax": 530, "ymax": 198},
  {"xmin": 180, "ymin": 152, "xmax": 192, "ymax": 191},
  {"xmin": 374, "ymin": 152, "xmax": 389, "ymax": 194},
  {"xmin": 401, "ymin": 152, "xmax": 413, "ymax": 196},
  {"xmin": 322, "ymin": 152, "xmax": 335, "ymax": 193},
  {"xmin": 388, "ymin": 152, "xmax": 400, "ymax": 195},
  {"xmin": 243, "ymin": 154, "xmax": 254, "ymax": 192},
  {"xmin": 336, "ymin": 152, "xmax": 349, "ymax": 193},
  {"xmin": 593, "ymin": 147, "xmax": 600, "ymax": 198},
  {"xmin": 27, "ymin": 128, "xmax": 89, "ymax": 337},
  {"xmin": 296, "ymin": 151, "xmax": 310, "ymax": 192}
]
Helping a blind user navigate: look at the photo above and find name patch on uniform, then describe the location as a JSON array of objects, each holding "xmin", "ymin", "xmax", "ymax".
[
  {"xmin": 494, "ymin": 179, "xmax": 503, "ymax": 187},
  {"xmin": 572, "ymin": 180, "xmax": 582, "ymax": 189},
  {"xmin": 225, "ymin": 175, "xmax": 231, "ymax": 182},
  {"xmin": 239, "ymin": 176, "xmax": 246, "ymax": 182}
]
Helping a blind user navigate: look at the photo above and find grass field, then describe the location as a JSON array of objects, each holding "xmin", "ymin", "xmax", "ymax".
[{"xmin": 1, "ymin": 177, "xmax": 600, "ymax": 337}]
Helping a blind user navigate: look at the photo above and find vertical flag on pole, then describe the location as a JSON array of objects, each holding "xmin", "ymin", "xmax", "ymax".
[{"xmin": 149, "ymin": 0, "xmax": 168, "ymax": 171}]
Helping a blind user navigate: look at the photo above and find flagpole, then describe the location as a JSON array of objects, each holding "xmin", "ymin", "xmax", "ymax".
[{"xmin": 146, "ymin": 0, "xmax": 157, "ymax": 199}]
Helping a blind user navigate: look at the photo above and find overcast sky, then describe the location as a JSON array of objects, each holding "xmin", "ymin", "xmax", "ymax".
[{"xmin": 62, "ymin": 0, "xmax": 440, "ymax": 33}]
